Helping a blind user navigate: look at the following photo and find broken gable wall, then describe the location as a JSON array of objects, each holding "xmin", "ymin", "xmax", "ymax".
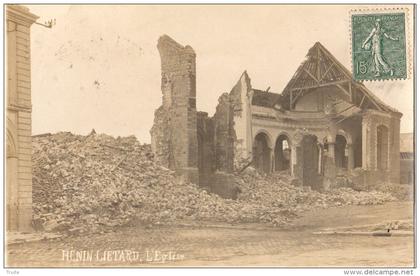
[
  {"xmin": 213, "ymin": 93, "xmax": 236, "ymax": 173},
  {"xmin": 229, "ymin": 72, "xmax": 254, "ymax": 169}
]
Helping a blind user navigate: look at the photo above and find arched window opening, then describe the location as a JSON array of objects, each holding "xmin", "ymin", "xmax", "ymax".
[{"xmin": 274, "ymin": 134, "xmax": 291, "ymax": 173}]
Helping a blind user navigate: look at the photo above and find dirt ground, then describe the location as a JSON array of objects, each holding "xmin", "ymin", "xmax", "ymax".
[{"xmin": 6, "ymin": 201, "xmax": 414, "ymax": 267}]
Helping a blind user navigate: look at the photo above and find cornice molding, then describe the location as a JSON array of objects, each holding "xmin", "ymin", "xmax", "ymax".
[{"xmin": 6, "ymin": 5, "xmax": 39, "ymax": 26}]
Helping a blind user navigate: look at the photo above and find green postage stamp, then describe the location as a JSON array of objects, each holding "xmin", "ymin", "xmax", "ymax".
[{"xmin": 351, "ymin": 12, "xmax": 407, "ymax": 81}]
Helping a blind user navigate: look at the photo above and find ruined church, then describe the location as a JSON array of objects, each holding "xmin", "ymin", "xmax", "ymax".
[{"xmin": 151, "ymin": 35, "xmax": 401, "ymax": 195}]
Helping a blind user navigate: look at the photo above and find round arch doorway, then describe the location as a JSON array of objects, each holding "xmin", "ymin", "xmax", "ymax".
[{"xmin": 253, "ymin": 132, "xmax": 271, "ymax": 174}]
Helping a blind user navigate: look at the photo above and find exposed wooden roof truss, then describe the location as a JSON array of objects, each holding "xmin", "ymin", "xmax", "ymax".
[{"xmin": 282, "ymin": 42, "xmax": 399, "ymax": 114}]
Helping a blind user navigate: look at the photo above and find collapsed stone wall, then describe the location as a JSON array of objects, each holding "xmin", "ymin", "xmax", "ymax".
[
  {"xmin": 196, "ymin": 93, "xmax": 237, "ymax": 176},
  {"xmin": 150, "ymin": 106, "xmax": 172, "ymax": 168},
  {"xmin": 197, "ymin": 111, "xmax": 215, "ymax": 186},
  {"xmin": 196, "ymin": 95, "xmax": 238, "ymax": 197}
]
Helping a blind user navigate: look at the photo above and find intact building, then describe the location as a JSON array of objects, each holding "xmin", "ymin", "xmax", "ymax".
[{"xmin": 6, "ymin": 5, "xmax": 38, "ymax": 231}]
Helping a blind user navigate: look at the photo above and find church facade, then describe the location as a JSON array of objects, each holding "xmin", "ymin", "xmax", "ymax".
[
  {"xmin": 151, "ymin": 36, "xmax": 401, "ymax": 194},
  {"xmin": 232, "ymin": 42, "xmax": 401, "ymax": 190}
]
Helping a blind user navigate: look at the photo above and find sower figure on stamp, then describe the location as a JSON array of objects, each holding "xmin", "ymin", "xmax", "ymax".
[{"xmin": 362, "ymin": 18, "xmax": 399, "ymax": 77}]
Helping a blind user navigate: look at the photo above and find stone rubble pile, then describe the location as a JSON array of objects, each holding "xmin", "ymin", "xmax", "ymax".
[
  {"xmin": 236, "ymin": 169, "xmax": 396, "ymax": 215},
  {"xmin": 333, "ymin": 169, "xmax": 412, "ymax": 201},
  {"xmin": 371, "ymin": 182, "xmax": 413, "ymax": 201},
  {"xmin": 32, "ymin": 132, "xmax": 396, "ymax": 234}
]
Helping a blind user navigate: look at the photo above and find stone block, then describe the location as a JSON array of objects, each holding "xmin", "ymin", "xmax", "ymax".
[{"xmin": 208, "ymin": 171, "xmax": 241, "ymax": 200}]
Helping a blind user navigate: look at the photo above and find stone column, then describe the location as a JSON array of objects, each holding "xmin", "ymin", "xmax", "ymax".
[
  {"xmin": 318, "ymin": 144, "xmax": 323, "ymax": 174},
  {"xmin": 292, "ymin": 145, "xmax": 303, "ymax": 186},
  {"xmin": 362, "ymin": 114, "xmax": 371, "ymax": 170},
  {"xmin": 291, "ymin": 132, "xmax": 304, "ymax": 186},
  {"xmin": 290, "ymin": 145, "xmax": 296, "ymax": 177},
  {"xmin": 322, "ymin": 140, "xmax": 336, "ymax": 190},
  {"xmin": 347, "ymin": 143, "xmax": 354, "ymax": 171},
  {"xmin": 269, "ymin": 147, "xmax": 274, "ymax": 173},
  {"xmin": 328, "ymin": 142, "xmax": 335, "ymax": 165}
]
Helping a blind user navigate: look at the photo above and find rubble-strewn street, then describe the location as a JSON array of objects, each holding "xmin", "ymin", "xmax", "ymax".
[
  {"xmin": 6, "ymin": 201, "xmax": 413, "ymax": 267},
  {"xmin": 32, "ymin": 131, "xmax": 399, "ymax": 235}
]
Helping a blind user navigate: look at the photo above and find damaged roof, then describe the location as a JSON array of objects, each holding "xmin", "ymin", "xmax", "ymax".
[
  {"xmin": 281, "ymin": 42, "xmax": 400, "ymax": 114},
  {"xmin": 251, "ymin": 89, "xmax": 281, "ymax": 107},
  {"xmin": 282, "ymin": 42, "xmax": 349, "ymax": 93}
]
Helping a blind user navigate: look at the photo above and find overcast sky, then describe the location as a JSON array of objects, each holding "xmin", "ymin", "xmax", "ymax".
[{"xmin": 27, "ymin": 4, "xmax": 414, "ymax": 143}]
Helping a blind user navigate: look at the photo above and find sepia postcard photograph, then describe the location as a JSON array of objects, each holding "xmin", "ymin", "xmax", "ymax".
[{"xmin": 3, "ymin": 2, "xmax": 417, "ymax": 272}]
